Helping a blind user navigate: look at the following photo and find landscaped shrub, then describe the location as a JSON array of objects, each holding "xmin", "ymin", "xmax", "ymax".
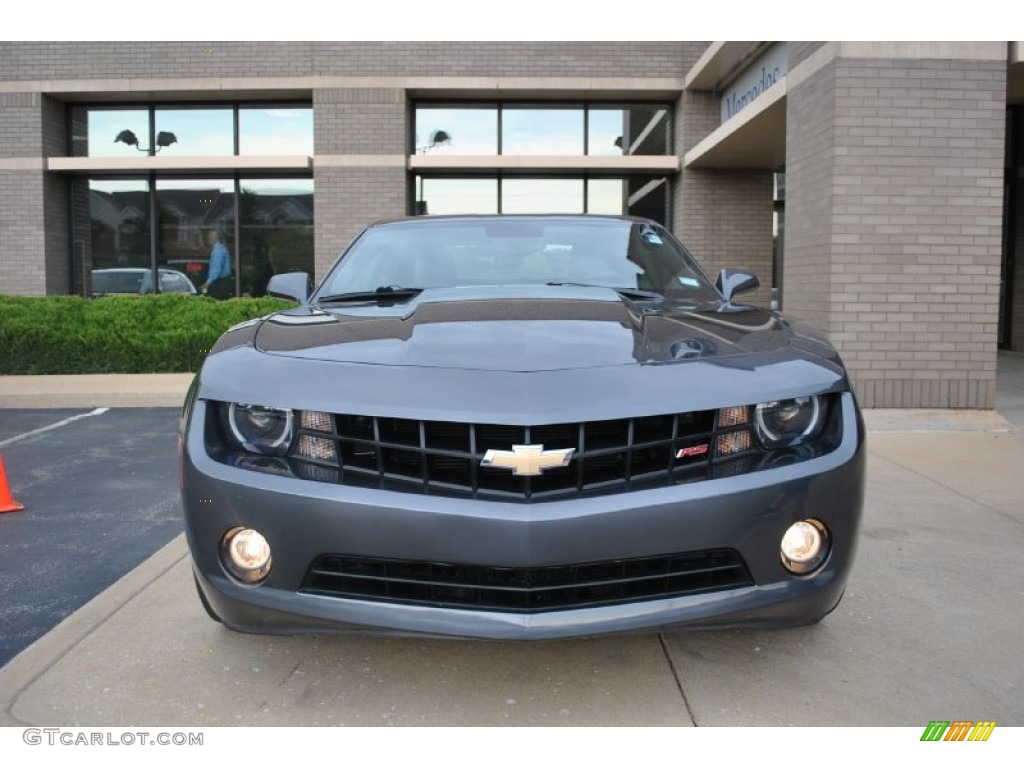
[{"xmin": 0, "ymin": 294, "xmax": 292, "ymax": 374}]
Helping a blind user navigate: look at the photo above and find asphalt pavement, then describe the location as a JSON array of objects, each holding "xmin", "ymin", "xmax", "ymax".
[{"xmin": 0, "ymin": 408, "xmax": 183, "ymax": 667}]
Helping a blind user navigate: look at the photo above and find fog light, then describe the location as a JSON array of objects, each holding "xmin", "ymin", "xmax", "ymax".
[
  {"xmin": 780, "ymin": 519, "xmax": 829, "ymax": 574},
  {"xmin": 221, "ymin": 527, "xmax": 272, "ymax": 583}
]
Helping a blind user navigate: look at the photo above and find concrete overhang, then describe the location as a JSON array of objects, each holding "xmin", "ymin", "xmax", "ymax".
[
  {"xmin": 684, "ymin": 42, "xmax": 770, "ymax": 92},
  {"xmin": 404, "ymin": 78, "xmax": 685, "ymax": 101},
  {"xmin": 683, "ymin": 77, "xmax": 786, "ymax": 170},
  {"xmin": 47, "ymin": 155, "xmax": 312, "ymax": 173},
  {"xmin": 408, "ymin": 154, "xmax": 680, "ymax": 175},
  {"xmin": 0, "ymin": 76, "xmax": 683, "ymax": 103}
]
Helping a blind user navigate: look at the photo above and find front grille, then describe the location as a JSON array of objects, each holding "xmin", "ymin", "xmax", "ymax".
[
  {"xmin": 287, "ymin": 409, "xmax": 756, "ymax": 500},
  {"xmin": 300, "ymin": 550, "xmax": 753, "ymax": 613}
]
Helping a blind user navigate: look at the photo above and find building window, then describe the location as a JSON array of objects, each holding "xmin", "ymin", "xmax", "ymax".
[
  {"xmin": 238, "ymin": 179, "xmax": 315, "ymax": 296},
  {"xmin": 73, "ymin": 110, "xmax": 151, "ymax": 158},
  {"xmin": 411, "ymin": 101, "xmax": 672, "ymax": 224},
  {"xmin": 416, "ymin": 178, "xmax": 498, "ymax": 215},
  {"xmin": 82, "ymin": 179, "xmax": 151, "ymax": 273},
  {"xmin": 502, "ymin": 107, "xmax": 585, "ymax": 155},
  {"xmin": 71, "ymin": 175, "xmax": 313, "ymax": 299},
  {"xmin": 502, "ymin": 178, "xmax": 584, "ymax": 213},
  {"xmin": 67, "ymin": 101, "xmax": 314, "ymax": 299},
  {"xmin": 154, "ymin": 108, "xmax": 234, "ymax": 156},
  {"xmin": 69, "ymin": 104, "xmax": 313, "ymax": 157},
  {"xmin": 239, "ymin": 107, "xmax": 314, "ymax": 156},
  {"xmin": 413, "ymin": 102, "xmax": 672, "ymax": 157},
  {"xmin": 415, "ymin": 107, "xmax": 497, "ymax": 155},
  {"xmin": 412, "ymin": 175, "xmax": 669, "ymax": 224},
  {"xmin": 155, "ymin": 177, "xmax": 235, "ymax": 295}
]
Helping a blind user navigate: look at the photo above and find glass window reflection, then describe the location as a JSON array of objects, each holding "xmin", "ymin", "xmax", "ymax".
[
  {"xmin": 415, "ymin": 108, "xmax": 497, "ymax": 155},
  {"xmin": 239, "ymin": 108, "xmax": 314, "ymax": 156},
  {"xmin": 588, "ymin": 179, "xmax": 625, "ymax": 214},
  {"xmin": 239, "ymin": 178, "xmax": 315, "ymax": 296},
  {"xmin": 86, "ymin": 179, "xmax": 151, "ymax": 274},
  {"xmin": 502, "ymin": 179, "xmax": 584, "ymax": 214},
  {"xmin": 417, "ymin": 177, "xmax": 498, "ymax": 215},
  {"xmin": 623, "ymin": 107, "xmax": 669, "ymax": 155},
  {"xmin": 155, "ymin": 178, "xmax": 235, "ymax": 296},
  {"xmin": 154, "ymin": 108, "xmax": 234, "ymax": 156},
  {"xmin": 74, "ymin": 108, "xmax": 150, "ymax": 157},
  {"xmin": 588, "ymin": 110, "xmax": 626, "ymax": 156},
  {"xmin": 502, "ymin": 108, "xmax": 584, "ymax": 155}
]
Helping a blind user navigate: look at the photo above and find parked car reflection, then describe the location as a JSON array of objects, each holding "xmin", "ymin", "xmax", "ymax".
[{"xmin": 91, "ymin": 268, "xmax": 198, "ymax": 296}]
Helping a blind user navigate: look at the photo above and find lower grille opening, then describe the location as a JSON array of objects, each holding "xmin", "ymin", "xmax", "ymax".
[{"xmin": 300, "ymin": 550, "xmax": 753, "ymax": 613}]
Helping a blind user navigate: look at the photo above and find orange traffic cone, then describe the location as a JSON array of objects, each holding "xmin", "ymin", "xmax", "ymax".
[{"xmin": 0, "ymin": 454, "xmax": 25, "ymax": 513}]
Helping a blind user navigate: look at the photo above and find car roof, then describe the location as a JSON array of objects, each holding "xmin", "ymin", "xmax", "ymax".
[
  {"xmin": 366, "ymin": 214, "xmax": 660, "ymax": 229},
  {"xmin": 92, "ymin": 268, "xmax": 184, "ymax": 275}
]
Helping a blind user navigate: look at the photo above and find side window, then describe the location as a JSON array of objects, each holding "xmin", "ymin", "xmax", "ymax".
[{"xmin": 161, "ymin": 273, "xmax": 190, "ymax": 293}]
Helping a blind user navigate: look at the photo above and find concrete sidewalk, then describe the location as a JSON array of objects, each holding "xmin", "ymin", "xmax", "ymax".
[
  {"xmin": 0, "ymin": 410, "xmax": 1021, "ymax": 725},
  {"xmin": 0, "ymin": 374, "xmax": 195, "ymax": 409}
]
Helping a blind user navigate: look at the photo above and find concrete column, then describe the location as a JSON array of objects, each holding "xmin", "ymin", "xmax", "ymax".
[
  {"xmin": 312, "ymin": 88, "xmax": 408, "ymax": 278},
  {"xmin": 0, "ymin": 93, "xmax": 67, "ymax": 296},
  {"xmin": 672, "ymin": 91, "xmax": 775, "ymax": 307},
  {"xmin": 785, "ymin": 43, "xmax": 1006, "ymax": 408}
]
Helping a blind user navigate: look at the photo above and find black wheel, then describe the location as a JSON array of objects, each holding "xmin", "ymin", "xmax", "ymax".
[{"xmin": 193, "ymin": 573, "xmax": 222, "ymax": 623}]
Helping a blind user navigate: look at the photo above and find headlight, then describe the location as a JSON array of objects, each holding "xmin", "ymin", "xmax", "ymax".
[
  {"xmin": 754, "ymin": 396, "xmax": 823, "ymax": 448},
  {"xmin": 227, "ymin": 403, "xmax": 294, "ymax": 456}
]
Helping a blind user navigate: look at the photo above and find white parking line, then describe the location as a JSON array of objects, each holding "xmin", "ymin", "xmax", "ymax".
[{"xmin": 0, "ymin": 407, "xmax": 110, "ymax": 448}]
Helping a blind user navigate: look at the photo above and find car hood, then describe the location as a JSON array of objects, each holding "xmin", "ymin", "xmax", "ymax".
[{"xmin": 253, "ymin": 286, "xmax": 793, "ymax": 372}]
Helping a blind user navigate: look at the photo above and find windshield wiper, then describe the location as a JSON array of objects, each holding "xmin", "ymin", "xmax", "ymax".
[
  {"xmin": 315, "ymin": 286, "xmax": 424, "ymax": 304},
  {"xmin": 545, "ymin": 282, "xmax": 663, "ymax": 301}
]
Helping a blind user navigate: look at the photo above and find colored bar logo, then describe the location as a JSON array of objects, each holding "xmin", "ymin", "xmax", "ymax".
[{"xmin": 920, "ymin": 721, "xmax": 996, "ymax": 741}]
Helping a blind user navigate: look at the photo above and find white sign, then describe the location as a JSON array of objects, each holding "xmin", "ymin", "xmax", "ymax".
[{"xmin": 721, "ymin": 43, "xmax": 788, "ymax": 123}]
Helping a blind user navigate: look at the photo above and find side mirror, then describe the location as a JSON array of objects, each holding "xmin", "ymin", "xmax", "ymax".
[
  {"xmin": 716, "ymin": 269, "xmax": 759, "ymax": 302},
  {"xmin": 267, "ymin": 272, "xmax": 311, "ymax": 304}
]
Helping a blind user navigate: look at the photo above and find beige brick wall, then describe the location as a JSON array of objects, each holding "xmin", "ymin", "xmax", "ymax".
[
  {"xmin": 783, "ymin": 59, "xmax": 839, "ymax": 332},
  {"xmin": 672, "ymin": 91, "xmax": 774, "ymax": 306},
  {"xmin": 314, "ymin": 89, "xmax": 407, "ymax": 156},
  {"xmin": 313, "ymin": 167, "xmax": 407, "ymax": 278},
  {"xmin": 0, "ymin": 170, "xmax": 46, "ymax": 295},
  {"xmin": 0, "ymin": 42, "xmax": 703, "ymax": 81},
  {"xmin": 785, "ymin": 53, "xmax": 1006, "ymax": 408}
]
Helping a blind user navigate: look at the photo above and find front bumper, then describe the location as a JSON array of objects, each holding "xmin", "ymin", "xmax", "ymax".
[{"xmin": 182, "ymin": 394, "xmax": 865, "ymax": 639}]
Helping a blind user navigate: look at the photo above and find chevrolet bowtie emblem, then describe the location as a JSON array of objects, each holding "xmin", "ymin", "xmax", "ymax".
[{"xmin": 481, "ymin": 444, "xmax": 575, "ymax": 476}]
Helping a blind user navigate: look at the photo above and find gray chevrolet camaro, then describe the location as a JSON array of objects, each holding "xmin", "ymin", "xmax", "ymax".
[{"xmin": 180, "ymin": 214, "xmax": 865, "ymax": 639}]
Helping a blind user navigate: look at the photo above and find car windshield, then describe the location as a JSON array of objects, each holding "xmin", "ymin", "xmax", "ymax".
[{"xmin": 316, "ymin": 217, "xmax": 721, "ymax": 303}]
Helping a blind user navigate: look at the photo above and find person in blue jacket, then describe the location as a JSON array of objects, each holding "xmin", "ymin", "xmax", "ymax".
[{"xmin": 201, "ymin": 230, "xmax": 233, "ymax": 299}]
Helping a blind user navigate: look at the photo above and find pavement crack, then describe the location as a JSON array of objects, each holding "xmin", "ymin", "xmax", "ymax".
[
  {"xmin": 279, "ymin": 659, "xmax": 303, "ymax": 688},
  {"xmin": 658, "ymin": 633, "xmax": 697, "ymax": 727},
  {"xmin": 873, "ymin": 452, "xmax": 1024, "ymax": 527}
]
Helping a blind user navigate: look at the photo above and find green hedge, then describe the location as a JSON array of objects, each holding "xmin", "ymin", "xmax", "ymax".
[{"xmin": 0, "ymin": 294, "xmax": 292, "ymax": 374}]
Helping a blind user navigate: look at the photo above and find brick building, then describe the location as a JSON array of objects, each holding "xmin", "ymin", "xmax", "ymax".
[{"xmin": 1, "ymin": 41, "xmax": 1022, "ymax": 409}]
